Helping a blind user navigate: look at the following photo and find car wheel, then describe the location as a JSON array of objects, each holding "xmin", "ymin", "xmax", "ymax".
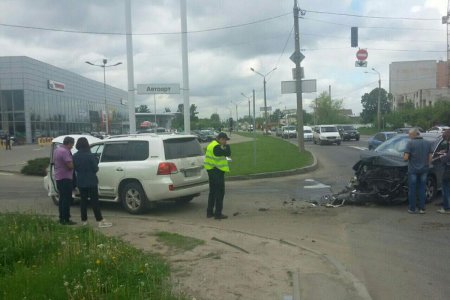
[
  {"xmin": 336, "ymin": 141, "xmax": 341, "ymax": 145},
  {"xmin": 313, "ymin": 138, "xmax": 316, "ymax": 144},
  {"xmin": 425, "ymin": 176, "xmax": 437, "ymax": 203},
  {"xmin": 121, "ymin": 182, "xmax": 149, "ymax": 214},
  {"xmin": 356, "ymin": 137, "xmax": 360, "ymax": 141}
]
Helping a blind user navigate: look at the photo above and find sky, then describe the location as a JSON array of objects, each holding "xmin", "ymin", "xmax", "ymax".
[{"xmin": 0, "ymin": 0, "xmax": 447, "ymax": 120}]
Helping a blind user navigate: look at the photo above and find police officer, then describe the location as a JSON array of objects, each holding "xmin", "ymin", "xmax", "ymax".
[{"xmin": 204, "ymin": 132, "xmax": 231, "ymax": 219}]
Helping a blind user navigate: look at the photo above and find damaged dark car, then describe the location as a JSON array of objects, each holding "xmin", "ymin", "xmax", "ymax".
[{"xmin": 348, "ymin": 133, "xmax": 447, "ymax": 204}]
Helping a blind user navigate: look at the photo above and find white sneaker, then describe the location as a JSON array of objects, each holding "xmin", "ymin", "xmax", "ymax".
[
  {"xmin": 82, "ymin": 221, "xmax": 88, "ymax": 226},
  {"xmin": 437, "ymin": 208, "xmax": 450, "ymax": 214},
  {"xmin": 98, "ymin": 220, "xmax": 112, "ymax": 228},
  {"xmin": 418, "ymin": 209, "xmax": 426, "ymax": 214}
]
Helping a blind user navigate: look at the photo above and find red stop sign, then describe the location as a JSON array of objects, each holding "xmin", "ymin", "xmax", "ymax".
[{"xmin": 356, "ymin": 49, "xmax": 368, "ymax": 61}]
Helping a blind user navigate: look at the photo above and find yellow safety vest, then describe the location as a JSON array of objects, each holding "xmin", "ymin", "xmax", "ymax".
[{"xmin": 204, "ymin": 140, "xmax": 230, "ymax": 172}]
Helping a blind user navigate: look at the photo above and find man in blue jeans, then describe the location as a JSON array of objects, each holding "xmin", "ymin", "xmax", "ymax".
[{"xmin": 403, "ymin": 128, "xmax": 433, "ymax": 214}]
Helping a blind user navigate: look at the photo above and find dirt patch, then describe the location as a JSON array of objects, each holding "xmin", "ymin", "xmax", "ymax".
[{"xmin": 101, "ymin": 216, "xmax": 341, "ymax": 300}]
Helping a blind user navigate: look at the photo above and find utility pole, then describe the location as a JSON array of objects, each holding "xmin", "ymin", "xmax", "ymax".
[{"xmin": 293, "ymin": 0, "xmax": 305, "ymax": 152}]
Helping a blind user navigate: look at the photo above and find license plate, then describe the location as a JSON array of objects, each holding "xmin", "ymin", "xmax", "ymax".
[{"xmin": 184, "ymin": 168, "xmax": 200, "ymax": 177}]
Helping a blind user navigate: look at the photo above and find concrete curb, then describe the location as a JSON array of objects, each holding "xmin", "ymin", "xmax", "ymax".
[{"xmin": 226, "ymin": 152, "xmax": 318, "ymax": 181}]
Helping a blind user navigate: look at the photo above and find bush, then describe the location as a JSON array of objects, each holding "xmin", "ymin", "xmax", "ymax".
[{"xmin": 21, "ymin": 157, "xmax": 50, "ymax": 176}]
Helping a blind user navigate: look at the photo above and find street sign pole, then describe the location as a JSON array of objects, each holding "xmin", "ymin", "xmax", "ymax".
[{"xmin": 293, "ymin": 0, "xmax": 304, "ymax": 152}]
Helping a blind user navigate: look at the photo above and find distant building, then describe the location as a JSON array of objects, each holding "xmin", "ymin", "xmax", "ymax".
[
  {"xmin": 0, "ymin": 56, "xmax": 129, "ymax": 143},
  {"xmin": 389, "ymin": 60, "xmax": 450, "ymax": 110}
]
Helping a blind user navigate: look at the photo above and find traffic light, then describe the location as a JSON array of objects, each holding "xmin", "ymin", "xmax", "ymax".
[
  {"xmin": 351, "ymin": 27, "xmax": 358, "ymax": 48},
  {"xmin": 229, "ymin": 117, "xmax": 233, "ymax": 129}
]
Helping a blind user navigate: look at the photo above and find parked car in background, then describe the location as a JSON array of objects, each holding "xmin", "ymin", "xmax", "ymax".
[
  {"xmin": 44, "ymin": 134, "xmax": 209, "ymax": 214},
  {"xmin": 303, "ymin": 126, "xmax": 313, "ymax": 141},
  {"xmin": 427, "ymin": 125, "xmax": 450, "ymax": 133},
  {"xmin": 312, "ymin": 125, "xmax": 341, "ymax": 145},
  {"xmin": 351, "ymin": 132, "xmax": 445, "ymax": 204},
  {"xmin": 367, "ymin": 131, "xmax": 397, "ymax": 150},
  {"xmin": 337, "ymin": 125, "xmax": 360, "ymax": 141},
  {"xmin": 281, "ymin": 125, "xmax": 297, "ymax": 139}
]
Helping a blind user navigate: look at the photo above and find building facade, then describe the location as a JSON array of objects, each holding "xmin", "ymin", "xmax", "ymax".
[
  {"xmin": 389, "ymin": 60, "xmax": 450, "ymax": 110},
  {"xmin": 0, "ymin": 56, "xmax": 129, "ymax": 144}
]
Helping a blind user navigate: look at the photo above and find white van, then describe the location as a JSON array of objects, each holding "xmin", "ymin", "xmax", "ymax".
[
  {"xmin": 312, "ymin": 125, "xmax": 341, "ymax": 145},
  {"xmin": 303, "ymin": 126, "xmax": 313, "ymax": 141}
]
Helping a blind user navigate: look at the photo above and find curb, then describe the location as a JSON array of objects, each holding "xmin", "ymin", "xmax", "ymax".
[{"xmin": 226, "ymin": 152, "xmax": 318, "ymax": 181}]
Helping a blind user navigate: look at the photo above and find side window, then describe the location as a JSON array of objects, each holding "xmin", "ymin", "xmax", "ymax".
[
  {"xmin": 375, "ymin": 133, "xmax": 384, "ymax": 141},
  {"xmin": 90, "ymin": 144, "xmax": 104, "ymax": 161},
  {"xmin": 125, "ymin": 141, "xmax": 149, "ymax": 161},
  {"xmin": 435, "ymin": 140, "xmax": 449, "ymax": 156},
  {"xmin": 101, "ymin": 143, "xmax": 127, "ymax": 162}
]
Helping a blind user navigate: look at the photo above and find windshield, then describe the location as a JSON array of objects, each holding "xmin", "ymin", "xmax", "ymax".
[
  {"xmin": 321, "ymin": 126, "xmax": 338, "ymax": 133},
  {"xmin": 343, "ymin": 126, "xmax": 355, "ymax": 130},
  {"xmin": 304, "ymin": 129, "xmax": 312, "ymax": 133},
  {"xmin": 375, "ymin": 135, "xmax": 409, "ymax": 155},
  {"xmin": 284, "ymin": 126, "xmax": 296, "ymax": 131}
]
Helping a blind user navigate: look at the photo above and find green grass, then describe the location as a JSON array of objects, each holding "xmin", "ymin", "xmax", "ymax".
[
  {"xmin": 357, "ymin": 127, "xmax": 379, "ymax": 135},
  {"xmin": 0, "ymin": 213, "xmax": 185, "ymax": 300},
  {"xmin": 155, "ymin": 231, "xmax": 205, "ymax": 252},
  {"xmin": 227, "ymin": 133, "xmax": 313, "ymax": 176}
]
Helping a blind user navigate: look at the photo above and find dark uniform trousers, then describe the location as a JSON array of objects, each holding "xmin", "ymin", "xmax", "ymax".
[{"xmin": 207, "ymin": 168, "xmax": 225, "ymax": 216}]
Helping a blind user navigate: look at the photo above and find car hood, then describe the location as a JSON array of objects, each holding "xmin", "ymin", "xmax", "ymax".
[{"xmin": 353, "ymin": 150, "xmax": 407, "ymax": 170}]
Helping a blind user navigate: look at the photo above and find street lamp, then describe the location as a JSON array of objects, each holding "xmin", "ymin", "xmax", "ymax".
[
  {"xmin": 365, "ymin": 68, "xmax": 381, "ymax": 131},
  {"xmin": 240, "ymin": 92, "xmax": 251, "ymax": 121},
  {"xmin": 250, "ymin": 67, "xmax": 277, "ymax": 133},
  {"xmin": 86, "ymin": 59, "xmax": 122, "ymax": 134}
]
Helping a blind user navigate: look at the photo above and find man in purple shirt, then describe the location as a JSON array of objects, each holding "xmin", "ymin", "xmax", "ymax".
[{"xmin": 53, "ymin": 136, "xmax": 76, "ymax": 225}]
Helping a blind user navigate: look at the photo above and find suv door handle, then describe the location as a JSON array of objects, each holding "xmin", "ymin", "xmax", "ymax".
[{"xmin": 116, "ymin": 167, "xmax": 124, "ymax": 171}]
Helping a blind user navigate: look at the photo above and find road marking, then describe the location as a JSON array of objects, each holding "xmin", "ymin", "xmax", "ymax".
[
  {"xmin": 0, "ymin": 172, "xmax": 13, "ymax": 176},
  {"xmin": 348, "ymin": 146, "xmax": 368, "ymax": 151},
  {"xmin": 33, "ymin": 148, "xmax": 44, "ymax": 151}
]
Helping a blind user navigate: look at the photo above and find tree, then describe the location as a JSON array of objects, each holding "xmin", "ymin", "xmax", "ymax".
[
  {"xmin": 360, "ymin": 88, "xmax": 391, "ymax": 124},
  {"xmin": 270, "ymin": 109, "xmax": 285, "ymax": 123},
  {"xmin": 135, "ymin": 105, "xmax": 151, "ymax": 113},
  {"xmin": 171, "ymin": 103, "xmax": 201, "ymax": 131},
  {"xmin": 310, "ymin": 92, "xmax": 348, "ymax": 124}
]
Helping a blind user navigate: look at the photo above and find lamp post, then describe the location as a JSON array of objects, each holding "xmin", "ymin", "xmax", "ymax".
[
  {"xmin": 240, "ymin": 92, "xmax": 252, "ymax": 121},
  {"xmin": 86, "ymin": 59, "xmax": 122, "ymax": 134},
  {"xmin": 250, "ymin": 67, "xmax": 277, "ymax": 133}
]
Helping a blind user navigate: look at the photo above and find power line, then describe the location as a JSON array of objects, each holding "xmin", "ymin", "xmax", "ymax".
[
  {"xmin": 0, "ymin": 12, "xmax": 291, "ymax": 36},
  {"xmin": 275, "ymin": 25, "xmax": 294, "ymax": 68},
  {"xmin": 304, "ymin": 9, "xmax": 441, "ymax": 21}
]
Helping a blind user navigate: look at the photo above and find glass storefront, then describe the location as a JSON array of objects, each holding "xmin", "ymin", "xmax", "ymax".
[{"xmin": 0, "ymin": 56, "xmax": 129, "ymax": 144}]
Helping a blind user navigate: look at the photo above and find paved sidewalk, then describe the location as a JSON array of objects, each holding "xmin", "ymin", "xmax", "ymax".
[{"xmin": 0, "ymin": 143, "xmax": 50, "ymax": 173}]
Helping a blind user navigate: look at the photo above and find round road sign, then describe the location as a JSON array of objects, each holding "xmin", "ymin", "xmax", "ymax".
[{"xmin": 356, "ymin": 49, "xmax": 368, "ymax": 61}]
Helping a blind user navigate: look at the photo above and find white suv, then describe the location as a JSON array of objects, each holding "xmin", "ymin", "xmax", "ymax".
[
  {"xmin": 44, "ymin": 134, "xmax": 209, "ymax": 214},
  {"xmin": 313, "ymin": 125, "xmax": 341, "ymax": 145}
]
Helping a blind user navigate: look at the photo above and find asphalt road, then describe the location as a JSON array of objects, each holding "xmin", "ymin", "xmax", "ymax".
[{"xmin": 0, "ymin": 136, "xmax": 449, "ymax": 299}]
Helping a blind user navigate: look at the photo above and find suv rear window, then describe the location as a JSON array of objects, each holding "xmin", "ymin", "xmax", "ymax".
[
  {"xmin": 101, "ymin": 141, "xmax": 149, "ymax": 162},
  {"xmin": 164, "ymin": 137, "xmax": 203, "ymax": 159}
]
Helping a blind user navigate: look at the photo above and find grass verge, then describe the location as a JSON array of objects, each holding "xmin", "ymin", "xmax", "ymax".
[
  {"xmin": 0, "ymin": 213, "xmax": 185, "ymax": 299},
  {"xmin": 227, "ymin": 133, "xmax": 313, "ymax": 176}
]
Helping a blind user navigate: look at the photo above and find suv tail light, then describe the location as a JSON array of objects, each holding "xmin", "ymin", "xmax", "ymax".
[{"xmin": 157, "ymin": 162, "xmax": 178, "ymax": 175}]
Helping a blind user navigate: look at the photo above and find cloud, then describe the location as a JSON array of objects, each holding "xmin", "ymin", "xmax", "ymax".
[{"xmin": 0, "ymin": 0, "xmax": 446, "ymax": 119}]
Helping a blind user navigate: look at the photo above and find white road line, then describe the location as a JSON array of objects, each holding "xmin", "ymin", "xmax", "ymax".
[
  {"xmin": 348, "ymin": 146, "xmax": 368, "ymax": 151},
  {"xmin": 0, "ymin": 172, "xmax": 14, "ymax": 176}
]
